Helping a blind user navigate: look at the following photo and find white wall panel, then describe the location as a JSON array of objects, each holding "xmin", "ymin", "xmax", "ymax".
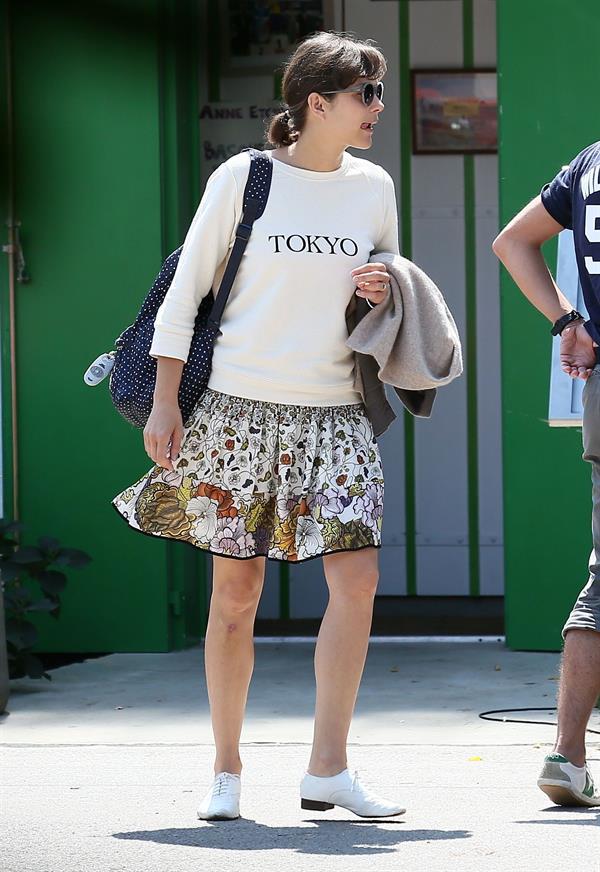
[
  {"xmin": 480, "ymin": 545, "xmax": 504, "ymax": 596},
  {"xmin": 475, "ymin": 157, "xmax": 503, "ymax": 564},
  {"xmin": 410, "ymin": 2, "xmax": 467, "ymax": 596},
  {"xmin": 409, "ymin": 0, "xmax": 502, "ymax": 597},
  {"xmin": 473, "ymin": 0, "xmax": 497, "ymax": 66},
  {"xmin": 410, "ymin": 0, "xmax": 463, "ymax": 68},
  {"xmin": 417, "ymin": 545, "xmax": 470, "ymax": 595},
  {"xmin": 379, "ymin": 394, "xmax": 407, "ymax": 539},
  {"xmin": 378, "ymin": 543, "xmax": 407, "ymax": 596},
  {"xmin": 344, "ymin": 0, "xmax": 401, "ymax": 197},
  {"xmin": 259, "ymin": 560, "xmax": 282, "ymax": 619},
  {"xmin": 412, "ymin": 205, "xmax": 470, "ymax": 593},
  {"xmin": 289, "ymin": 560, "xmax": 329, "ymax": 618}
]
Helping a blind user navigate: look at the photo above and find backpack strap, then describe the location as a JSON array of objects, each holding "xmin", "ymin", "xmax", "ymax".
[{"xmin": 207, "ymin": 148, "xmax": 273, "ymax": 330}]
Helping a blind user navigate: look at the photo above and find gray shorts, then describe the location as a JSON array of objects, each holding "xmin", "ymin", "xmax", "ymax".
[{"xmin": 562, "ymin": 364, "xmax": 600, "ymax": 639}]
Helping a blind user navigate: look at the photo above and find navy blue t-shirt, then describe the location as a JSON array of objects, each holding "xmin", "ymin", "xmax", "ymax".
[{"xmin": 541, "ymin": 140, "xmax": 600, "ymax": 345}]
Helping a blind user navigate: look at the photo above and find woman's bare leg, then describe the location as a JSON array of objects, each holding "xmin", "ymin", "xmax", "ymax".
[
  {"xmin": 204, "ymin": 554, "xmax": 266, "ymax": 776},
  {"xmin": 307, "ymin": 547, "xmax": 379, "ymax": 776}
]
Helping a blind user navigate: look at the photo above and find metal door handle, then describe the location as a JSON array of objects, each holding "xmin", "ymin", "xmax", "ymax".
[{"xmin": 2, "ymin": 220, "xmax": 30, "ymax": 283}]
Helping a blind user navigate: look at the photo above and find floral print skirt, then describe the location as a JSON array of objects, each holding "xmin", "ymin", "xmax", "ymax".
[{"xmin": 112, "ymin": 388, "xmax": 384, "ymax": 563}]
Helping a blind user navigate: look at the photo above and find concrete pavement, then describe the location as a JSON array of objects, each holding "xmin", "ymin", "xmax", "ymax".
[{"xmin": 1, "ymin": 639, "xmax": 599, "ymax": 871}]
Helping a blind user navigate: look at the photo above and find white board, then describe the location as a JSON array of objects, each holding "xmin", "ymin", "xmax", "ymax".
[{"xmin": 548, "ymin": 230, "xmax": 588, "ymax": 427}]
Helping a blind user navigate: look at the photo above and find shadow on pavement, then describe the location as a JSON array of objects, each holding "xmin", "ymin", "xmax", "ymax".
[
  {"xmin": 113, "ymin": 821, "xmax": 472, "ymax": 854},
  {"xmin": 517, "ymin": 807, "xmax": 600, "ymax": 825}
]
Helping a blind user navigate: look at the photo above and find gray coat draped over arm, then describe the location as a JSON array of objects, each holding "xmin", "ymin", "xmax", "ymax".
[{"xmin": 345, "ymin": 252, "xmax": 463, "ymax": 437}]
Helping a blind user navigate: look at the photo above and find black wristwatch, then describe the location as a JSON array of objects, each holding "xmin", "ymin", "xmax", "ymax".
[{"xmin": 551, "ymin": 310, "xmax": 585, "ymax": 336}]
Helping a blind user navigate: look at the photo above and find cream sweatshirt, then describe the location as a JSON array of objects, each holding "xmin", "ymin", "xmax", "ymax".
[{"xmin": 149, "ymin": 148, "xmax": 400, "ymax": 405}]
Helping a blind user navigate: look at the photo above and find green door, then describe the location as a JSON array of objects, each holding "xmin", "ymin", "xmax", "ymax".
[
  {"xmin": 497, "ymin": 0, "xmax": 600, "ymax": 650},
  {"xmin": 1, "ymin": 0, "xmax": 207, "ymax": 652}
]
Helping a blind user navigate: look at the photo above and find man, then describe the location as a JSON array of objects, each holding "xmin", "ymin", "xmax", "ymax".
[{"xmin": 493, "ymin": 140, "xmax": 600, "ymax": 807}]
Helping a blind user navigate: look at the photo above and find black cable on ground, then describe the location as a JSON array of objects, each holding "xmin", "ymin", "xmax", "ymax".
[{"xmin": 479, "ymin": 707, "xmax": 600, "ymax": 735}]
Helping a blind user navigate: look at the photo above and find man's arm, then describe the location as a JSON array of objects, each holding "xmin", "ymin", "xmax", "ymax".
[
  {"xmin": 493, "ymin": 196, "xmax": 595, "ymax": 380},
  {"xmin": 492, "ymin": 195, "xmax": 573, "ymax": 321}
]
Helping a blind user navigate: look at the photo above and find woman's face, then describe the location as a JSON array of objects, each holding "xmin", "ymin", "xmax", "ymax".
[{"xmin": 324, "ymin": 76, "xmax": 385, "ymax": 150}]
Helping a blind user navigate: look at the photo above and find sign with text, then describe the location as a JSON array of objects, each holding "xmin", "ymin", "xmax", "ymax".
[{"xmin": 199, "ymin": 102, "xmax": 279, "ymax": 188}]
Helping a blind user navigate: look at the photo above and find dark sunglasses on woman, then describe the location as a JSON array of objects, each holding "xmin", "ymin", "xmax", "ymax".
[{"xmin": 321, "ymin": 81, "xmax": 384, "ymax": 106}]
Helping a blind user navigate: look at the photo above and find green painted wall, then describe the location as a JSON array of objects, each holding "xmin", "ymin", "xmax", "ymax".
[
  {"xmin": 2, "ymin": 0, "xmax": 206, "ymax": 652},
  {"xmin": 498, "ymin": 0, "xmax": 600, "ymax": 649}
]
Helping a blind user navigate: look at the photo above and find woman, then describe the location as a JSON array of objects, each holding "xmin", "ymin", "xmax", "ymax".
[{"xmin": 112, "ymin": 30, "xmax": 405, "ymax": 821}]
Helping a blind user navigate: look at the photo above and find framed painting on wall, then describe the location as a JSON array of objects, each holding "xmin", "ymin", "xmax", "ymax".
[
  {"xmin": 219, "ymin": 0, "xmax": 335, "ymax": 78},
  {"xmin": 411, "ymin": 69, "xmax": 497, "ymax": 155}
]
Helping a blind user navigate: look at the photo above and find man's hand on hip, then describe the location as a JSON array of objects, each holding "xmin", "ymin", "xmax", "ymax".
[{"xmin": 560, "ymin": 321, "xmax": 596, "ymax": 381}]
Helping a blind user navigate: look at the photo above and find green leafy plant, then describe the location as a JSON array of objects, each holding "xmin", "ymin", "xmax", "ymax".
[{"xmin": 0, "ymin": 520, "xmax": 92, "ymax": 681}]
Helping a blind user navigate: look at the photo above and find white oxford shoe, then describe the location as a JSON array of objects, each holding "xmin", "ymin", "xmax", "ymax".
[
  {"xmin": 300, "ymin": 768, "xmax": 406, "ymax": 818},
  {"xmin": 197, "ymin": 771, "xmax": 241, "ymax": 821}
]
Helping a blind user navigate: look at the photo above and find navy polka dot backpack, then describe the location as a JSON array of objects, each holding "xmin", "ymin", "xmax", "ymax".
[{"xmin": 83, "ymin": 148, "xmax": 272, "ymax": 428}]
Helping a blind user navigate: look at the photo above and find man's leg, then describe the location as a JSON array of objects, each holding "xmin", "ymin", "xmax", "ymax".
[
  {"xmin": 538, "ymin": 368, "xmax": 600, "ymax": 805},
  {"xmin": 554, "ymin": 628, "xmax": 600, "ymax": 766},
  {"xmin": 556, "ymin": 366, "xmax": 600, "ymax": 762}
]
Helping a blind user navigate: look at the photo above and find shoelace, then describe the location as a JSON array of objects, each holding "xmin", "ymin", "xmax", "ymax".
[
  {"xmin": 213, "ymin": 774, "xmax": 229, "ymax": 796},
  {"xmin": 351, "ymin": 770, "xmax": 380, "ymax": 803}
]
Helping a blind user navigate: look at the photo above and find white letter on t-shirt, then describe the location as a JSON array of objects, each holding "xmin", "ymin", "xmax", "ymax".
[{"xmin": 584, "ymin": 205, "xmax": 600, "ymax": 274}]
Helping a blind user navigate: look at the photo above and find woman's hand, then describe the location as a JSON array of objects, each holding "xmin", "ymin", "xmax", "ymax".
[
  {"xmin": 351, "ymin": 262, "xmax": 391, "ymax": 305},
  {"xmin": 143, "ymin": 401, "xmax": 184, "ymax": 471}
]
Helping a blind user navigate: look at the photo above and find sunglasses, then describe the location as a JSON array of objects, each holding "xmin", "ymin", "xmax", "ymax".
[{"xmin": 321, "ymin": 81, "xmax": 384, "ymax": 106}]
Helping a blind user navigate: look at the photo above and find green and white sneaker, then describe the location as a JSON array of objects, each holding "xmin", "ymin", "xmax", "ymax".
[{"xmin": 537, "ymin": 753, "xmax": 600, "ymax": 807}]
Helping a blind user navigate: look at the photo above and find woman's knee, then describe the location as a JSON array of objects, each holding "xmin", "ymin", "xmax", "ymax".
[
  {"xmin": 211, "ymin": 557, "xmax": 265, "ymax": 616},
  {"xmin": 339, "ymin": 569, "xmax": 379, "ymax": 599},
  {"xmin": 325, "ymin": 550, "xmax": 380, "ymax": 599}
]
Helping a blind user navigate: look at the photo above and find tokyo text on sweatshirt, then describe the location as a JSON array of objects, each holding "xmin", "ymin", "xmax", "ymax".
[{"xmin": 149, "ymin": 148, "xmax": 400, "ymax": 405}]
